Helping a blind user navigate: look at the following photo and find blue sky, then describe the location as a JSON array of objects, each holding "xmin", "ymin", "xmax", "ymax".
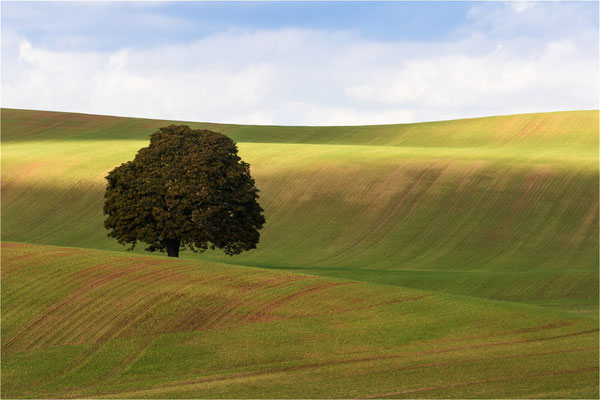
[
  {"xmin": 2, "ymin": 1, "xmax": 598, "ymax": 125},
  {"xmin": 2, "ymin": 2, "xmax": 474, "ymax": 49}
]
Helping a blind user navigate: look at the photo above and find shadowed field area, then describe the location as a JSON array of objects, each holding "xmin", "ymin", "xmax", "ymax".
[
  {"xmin": 2, "ymin": 243, "xmax": 598, "ymax": 398},
  {"xmin": 1, "ymin": 108, "xmax": 598, "ymax": 397}
]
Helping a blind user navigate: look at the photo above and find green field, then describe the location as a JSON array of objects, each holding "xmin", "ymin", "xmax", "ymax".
[
  {"xmin": 2, "ymin": 108, "xmax": 598, "ymax": 397},
  {"xmin": 3, "ymin": 242, "xmax": 599, "ymax": 398}
]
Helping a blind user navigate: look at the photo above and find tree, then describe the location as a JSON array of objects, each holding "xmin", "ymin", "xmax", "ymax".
[{"xmin": 103, "ymin": 125, "xmax": 265, "ymax": 257}]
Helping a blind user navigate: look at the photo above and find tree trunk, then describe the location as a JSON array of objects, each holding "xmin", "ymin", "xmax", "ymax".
[{"xmin": 167, "ymin": 239, "xmax": 180, "ymax": 258}]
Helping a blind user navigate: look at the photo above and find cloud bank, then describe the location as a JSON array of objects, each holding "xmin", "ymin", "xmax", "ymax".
[{"xmin": 2, "ymin": 3, "xmax": 598, "ymax": 125}]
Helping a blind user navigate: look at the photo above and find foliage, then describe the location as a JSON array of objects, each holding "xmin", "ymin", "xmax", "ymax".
[{"xmin": 103, "ymin": 125, "xmax": 265, "ymax": 256}]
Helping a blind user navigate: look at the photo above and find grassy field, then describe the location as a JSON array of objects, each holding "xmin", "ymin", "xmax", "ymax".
[
  {"xmin": 2, "ymin": 109, "xmax": 598, "ymax": 308},
  {"xmin": 2, "ymin": 242, "xmax": 598, "ymax": 398},
  {"xmin": 1, "ymin": 108, "xmax": 598, "ymax": 397}
]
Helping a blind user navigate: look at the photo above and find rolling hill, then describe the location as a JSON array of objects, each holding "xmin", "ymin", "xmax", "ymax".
[
  {"xmin": 2, "ymin": 242, "xmax": 598, "ymax": 398},
  {"xmin": 1, "ymin": 108, "xmax": 598, "ymax": 397},
  {"xmin": 2, "ymin": 108, "xmax": 598, "ymax": 310}
]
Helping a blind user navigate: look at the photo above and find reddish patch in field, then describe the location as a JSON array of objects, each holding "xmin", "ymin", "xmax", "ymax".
[
  {"xmin": 1, "ymin": 242, "xmax": 30, "ymax": 248},
  {"xmin": 168, "ymin": 274, "xmax": 313, "ymax": 332},
  {"xmin": 370, "ymin": 164, "xmax": 410, "ymax": 200},
  {"xmin": 5, "ymin": 248, "xmax": 85, "ymax": 267},
  {"xmin": 508, "ymin": 116, "xmax": 545, "ymax": 143},
  {"xmin": 1, "ymin": 252, "xmax": 39, "ymax": 267},
  {"xmin": 509, "ymin": 166, "xmax": 551, "ymax": 215},
  {"xmin": 536, "ymin": 275, "xmax": 565, "ymax": 297},
  {"xmin": 486, "ymin": 165, "xmax": 552, "ymax": 238},
  {"xmin": 456, "ymin": 161, "xmax": 485, "ymax": 191},
  {"xmin": 571, "ymin": 202, "xmax": 599, "ymax": 244},
  {"xmin": 246, "ymin": 281, "xmax": 356, "ymax": 322},
  {"xmin": 74, "ymin": 262, "xmax": 147, "ymax": 290},
  {"xmin": 1, "ymin": 161, "xmax": 46, "ymax": 193},
  {"xmin": 233, "ymin": 274, "xmax": 309, "ymax": 293},
  {"xmin": 188, "ymin": 300, "xmax": 244, "ymax": 331}
]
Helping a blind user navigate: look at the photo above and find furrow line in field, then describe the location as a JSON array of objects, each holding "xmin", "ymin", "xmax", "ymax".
[{"xmin": 360, "ymin": 366, "xmax": 599, "ymax": 398}]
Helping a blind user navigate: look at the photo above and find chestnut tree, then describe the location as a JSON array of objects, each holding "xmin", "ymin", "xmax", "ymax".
[{"xmin": 103, "ymin": 125, "xmax": 265, "ymax": 257}]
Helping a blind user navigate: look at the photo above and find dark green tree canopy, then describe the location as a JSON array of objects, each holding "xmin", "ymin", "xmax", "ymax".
[{"xmin": 103, "ymin": 125, "xmax": 265, "ymax": 257}]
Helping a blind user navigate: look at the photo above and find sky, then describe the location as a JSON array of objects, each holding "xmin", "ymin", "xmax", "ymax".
[{"xmin": 2, "ymin": 1, "xmax": 598, "ymax": 125}]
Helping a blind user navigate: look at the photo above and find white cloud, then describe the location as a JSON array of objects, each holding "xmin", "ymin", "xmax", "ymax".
[
  {"xmin": 466, "ymin": 1, "xmax": 596, "ymax": 40},
  {"xmin": 2, "ymin": 24, "xmax": 598, "ymax": 125},
  {"xmin": 509, "ymin": 2, "xmax": 537, "ymax": 14},
  {"xmin": 345, "ymin": 38, "xmax": 597, "ymax": 117}
]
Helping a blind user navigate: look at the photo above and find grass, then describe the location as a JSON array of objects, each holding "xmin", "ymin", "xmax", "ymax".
[
  {"xmin": 2, "ymin": 242, "xmax": 598, "ymax": 398},
  {"xmin": 1, "ymin": 108, "xmax": 598, "ymax": 397}
]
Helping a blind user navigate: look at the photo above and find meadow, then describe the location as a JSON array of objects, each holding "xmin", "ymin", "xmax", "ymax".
[{"xmin": 1, "ymin": 108, "xmax": 598, "ymax": 397}]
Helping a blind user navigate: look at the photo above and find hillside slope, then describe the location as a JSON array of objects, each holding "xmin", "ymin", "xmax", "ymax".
[
  {"xmin": 2, "ymin": 108, "xmax": 597, "ymax": 150},
  {"xmin": 2, "ymin": 243, "xmax": 598, "ymax": 398},
  {"xmin": 1, "ymin": 109, "xmax": 598, "ymax": 311}
]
